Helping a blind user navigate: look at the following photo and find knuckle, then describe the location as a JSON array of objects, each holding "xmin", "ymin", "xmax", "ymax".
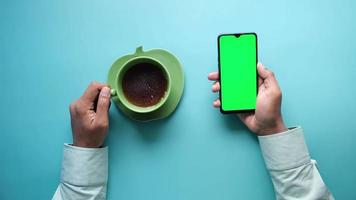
[
  {"xmin": 90, "ymin": 81, "xmax": 99, "ymax": 88},
  {"xmin": 69, "ymin": 103, "xmax": 75, "ymax": 112},
  {"xmin": 276, "ymin": 91, "xmax": 281, "ymax": 97},
  {"xmin": 275, "ymin": 90, "xmax": 282, "ymax": 98},
  {"xmin": 73, "ymin": 100, "xmax": 86, "ymax": 114},
  {"xmin": 69, "ymin": 102, "xmax": 80, "ymax": 114},
  {"xmin": 97, "ymin": 121, "xmax": 109, "ymax": 129}
]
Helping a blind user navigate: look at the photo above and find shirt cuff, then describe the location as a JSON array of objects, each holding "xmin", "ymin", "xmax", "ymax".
[
  {"xmin": 258, "ymin": 127, "xmax": 311, "ymax": 171},
  {"xmin": 60, "ymin": 144, "xmax": 108, "ymax": 186}
]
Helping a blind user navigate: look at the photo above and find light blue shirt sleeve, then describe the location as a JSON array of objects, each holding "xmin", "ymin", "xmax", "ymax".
[
  {"xmin": 53, "ymin": 127, "xmax": 333, "ymax": 200},
  {"xmin": 258, "ymin": 127, "xmax": 334, "ymax": 200},
  {"xmin": 52, "ymin": 144, "xmax": 108, "ymax": 200}
]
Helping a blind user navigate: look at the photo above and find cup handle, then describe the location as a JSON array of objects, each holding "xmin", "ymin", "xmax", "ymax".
[{"xmin": 110, "ymin": 89, "xmax": 117, "ymax": 97}]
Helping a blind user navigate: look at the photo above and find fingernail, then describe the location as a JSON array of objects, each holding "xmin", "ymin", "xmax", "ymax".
[{"xmin": 100, "ymin": 87, "xmax": 111, "ymax": 98}]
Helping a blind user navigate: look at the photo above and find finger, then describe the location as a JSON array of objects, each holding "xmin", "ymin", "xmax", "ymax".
[
  {"xmin": 238, "ymin": 112, "xmax": 250, "ymax": 120},
  {"xmin": 257, "ymin": 63, "xmax": 280, "ymax": 89},
  {"xmin": 257, "ymin": 63, "xmax": 274, "ymax": 80},
  {"xmin": 81, "ymin": 81, "xmax": 107, "ymax": 102},
  {"xmin": 212, "ymin": 82, "xmax": 220, "ymax": 92},
  {"xmin": 208, "ymin": 72, "xmax": 219, "ymax": 81},
  {"xmin": 96, "ymin": 87, "xmax": 111, "ymax": 123},
  {"xmin": 256, "ymin": 63, "xmax": 263, "ymax": 87},
  {"xmin": 213, "ymin": 99, "xmax": 221, "ymax": 108},
  {"xmin": 258, "ymin": 76, "xmax": 263, "ymax": 87},
  {"xmin": 237, "ymin": 112, "xmax": 254, "ymax": 125}
]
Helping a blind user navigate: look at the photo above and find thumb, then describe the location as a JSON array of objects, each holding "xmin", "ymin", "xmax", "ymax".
[{"xmin": 96, "ymin": 87, "xmax": 111, "ymax": 122}]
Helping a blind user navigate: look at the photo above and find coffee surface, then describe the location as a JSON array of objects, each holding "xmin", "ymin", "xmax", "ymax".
[{"xmin": 122, "ymin": 63, "xmax": 168, "ymax": 107}]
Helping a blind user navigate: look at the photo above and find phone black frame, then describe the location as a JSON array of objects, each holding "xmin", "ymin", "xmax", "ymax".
[{"xmin": 217, "ymin": 32, "xmax": 258, "ymax": 114}]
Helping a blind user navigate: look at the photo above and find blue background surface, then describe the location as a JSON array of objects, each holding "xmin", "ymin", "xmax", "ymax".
[{"xmin": 1, "ymin": 0, "xmax": 355, "ymax": 199}]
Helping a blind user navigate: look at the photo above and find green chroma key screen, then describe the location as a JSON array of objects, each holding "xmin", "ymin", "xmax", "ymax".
[{"xmin": 218, "ymin": 33, "xmax": 257, "ymax": 112}]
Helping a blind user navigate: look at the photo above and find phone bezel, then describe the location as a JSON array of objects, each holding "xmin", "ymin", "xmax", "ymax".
[{"xmin": 217, "ymin": 32, "xmax": 258, "ymax": 114}]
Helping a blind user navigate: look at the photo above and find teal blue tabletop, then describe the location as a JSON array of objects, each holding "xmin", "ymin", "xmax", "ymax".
[{"xmin": 1, "ymin": 0, "xmax": 356, "ymax": 199}]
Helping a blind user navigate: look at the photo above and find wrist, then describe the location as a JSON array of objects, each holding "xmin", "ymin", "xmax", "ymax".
[
  {"xmin": 73, "ymin": 139, "xmax": 103, "ymax": 148},
  {"xmin": 257, "ymin": 119, "xmax": 287, "ymax": 136}
]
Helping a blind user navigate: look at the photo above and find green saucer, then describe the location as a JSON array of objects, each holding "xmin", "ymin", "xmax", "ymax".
[{"xmin": 107, "ymin": 46, "xmax": 184, "ymax": 121}]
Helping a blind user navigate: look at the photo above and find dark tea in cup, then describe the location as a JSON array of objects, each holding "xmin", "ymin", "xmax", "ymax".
[{"xmin": 121, "ymin": 61, "xmax": 168, "ymax": 107}]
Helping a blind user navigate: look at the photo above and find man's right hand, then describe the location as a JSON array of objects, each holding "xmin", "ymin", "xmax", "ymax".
[
  {"xmin": 69, "ymin": 82, "xmax": 111, "ymax": 148},
  {"xmin": 208, "ymin": 63, "xmax": 287, "ymax": 135}
]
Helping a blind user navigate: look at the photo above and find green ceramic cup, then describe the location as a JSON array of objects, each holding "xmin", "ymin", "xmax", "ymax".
[
  {"xmin": 108, "ymin": 46, "xmax": 184, "ymax": 121},
  {"xmin": 111, "ymin": 56, "xmax": 171, "ymax": 113}
]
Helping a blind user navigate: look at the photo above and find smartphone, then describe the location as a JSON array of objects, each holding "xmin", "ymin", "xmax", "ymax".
[{"xmin": 218, "ymin": 33, "xmax": 258, "ymax": 113}]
